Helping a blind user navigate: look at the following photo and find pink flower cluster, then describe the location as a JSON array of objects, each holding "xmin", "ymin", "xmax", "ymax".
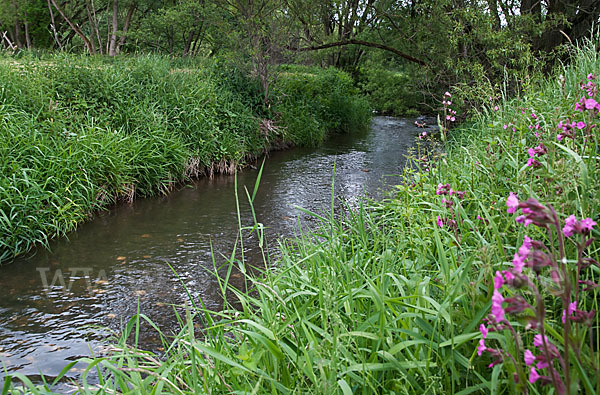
[
  {"xmin": 557, "ymin": 73, "xmax": 598, "ymax": 143},
  {"xmin": 443, "ymin": 92, "xmax": 457, "ymax": 122},
  {"xmin": 442, "ymin": 92, "xmax": 452, "ymax": 106},
  {"xmin": 436, "ymin": 215, "xmax": 456, "ymax": 228},
  {"xmin": 575, "ymin": 97, "xmax": 600, "ymax": 112},
  {"xmin": 436, "ymin": 183, "xmax": 465, "ymax": 229},
  {"xmin": 562, "ymin": 215, "xmax": 596, "ymax": 237},
  {"xmin": 556, "ymin": 119, "xmax": 586, "ymax": 141},
  {"xmin": 580, "ymin": 73, "xmax": 597, "ymax": 98},
  {"xmin": 526, "ymin": 143, "xmax": 547, "ymax": 168},
  {"xmin": 525, "ymin": 334, "xmax": 561, "ymax": 385},
  {"xmin": 436, "ymin": 183, "xmax": 465, "ymax": 199},
  {"xmin": 481, "ymin": 193, "xmax": 599, "ymax": 391}
]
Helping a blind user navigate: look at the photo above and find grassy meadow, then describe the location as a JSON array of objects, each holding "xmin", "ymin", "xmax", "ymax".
[{"xmin": 0, "ymin": 54, "xmax": 370, "ymax": 263}]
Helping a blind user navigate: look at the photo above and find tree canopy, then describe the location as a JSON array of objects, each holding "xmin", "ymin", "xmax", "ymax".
[{"xmin": 0, "ymin": 1, "xmax": 598, "ymax": 104}]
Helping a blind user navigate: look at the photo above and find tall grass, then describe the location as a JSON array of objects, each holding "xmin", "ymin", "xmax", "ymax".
[{"xmin": 0, "ymin": 54, "xmax": 370, "ymax": 263}]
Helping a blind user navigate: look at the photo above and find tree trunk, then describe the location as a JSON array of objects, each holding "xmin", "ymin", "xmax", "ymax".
[
  {"xmin": 47, "ymin": 0, "xmax": 63, "ymax": 49},
  {"xmin": 89, "ymin": 0, "xmax": 104, "ymax": 54},
  {"xmin": 85, "ymin": 2, "xmax": 97, "ymax": 54},
  {"xmin": 108, "ymin": 0, "xmax": 118, "ymax": 56},
  {"xmin": 24, "ymin": 11, "xmax": 32, "ymax": 49},
  {"xmin": 192, "ymin": 28, "xmax": 205, "ymax": 56},
  {"xmin": 182, "ymin": 30, "xmax": 195, "ymax": 56},
  {"xmin": 535, "ymin": 0, "xmax": 600, "ymax": 53},
  {"xmin": 116, "ymin": 2, "xmax": 136, "ymax": 54},
  {"xmin": 49, "ymin": 0, "xmax": 95, "ymax": 54},
  {"xmin": 14, "ymin": 21, "xmax": 23, "ymax": 49}
]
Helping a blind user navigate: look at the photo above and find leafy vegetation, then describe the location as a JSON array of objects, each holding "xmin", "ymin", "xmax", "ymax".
[
  {"xmin": 1, "ymin": 1, "xmax": 598, "ymax": 113},
  {"xmin": 357, "ymin": 65, "xmax": 424, "ymax": 116},
  {"xmin": 0, "ymin": 54, "xmax": 369, "ymax": 263}
]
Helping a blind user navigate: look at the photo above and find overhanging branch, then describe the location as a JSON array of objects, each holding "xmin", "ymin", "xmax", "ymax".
[{"xmin": 291, "ymin": 39, "xmax": 427, "ymax": 66}]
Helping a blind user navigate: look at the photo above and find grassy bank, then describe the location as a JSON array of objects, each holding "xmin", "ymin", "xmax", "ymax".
[
  {"xmin": 5, "ymin": 39, "xmax": 600, "ymax": 393},
  {"xmin": 0, "ymin": 54, "xmax": 370, "ymax": 263}
]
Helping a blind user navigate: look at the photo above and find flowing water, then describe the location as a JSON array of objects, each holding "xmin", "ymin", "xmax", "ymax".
[{"xmin": 0, "ymin": 116, "xmax": 434, "ymax": 386}]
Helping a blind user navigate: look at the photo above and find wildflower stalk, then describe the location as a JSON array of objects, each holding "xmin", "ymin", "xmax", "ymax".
[
  {"xmin": 550, "ymin": 207, "xmax": 572, "ymax": 394},
  {"xmin": 535, "ymin": 275, "xmax": 563, "ymax": 393}
]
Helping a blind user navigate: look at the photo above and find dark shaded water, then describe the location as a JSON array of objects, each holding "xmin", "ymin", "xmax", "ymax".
[{"xmin": 0, "ymin": 116, "xmax": 434, "ymax": 385}]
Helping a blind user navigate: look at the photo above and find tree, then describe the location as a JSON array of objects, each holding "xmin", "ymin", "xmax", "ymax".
[{"xmin": 219, "ymin": 0, "xmax": 286, "ymax": 103}]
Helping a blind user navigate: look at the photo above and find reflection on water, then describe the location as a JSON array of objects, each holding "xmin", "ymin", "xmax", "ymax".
[{"xmin": 0, "ymin": 116, "xmax": 435, "ymax": 383}]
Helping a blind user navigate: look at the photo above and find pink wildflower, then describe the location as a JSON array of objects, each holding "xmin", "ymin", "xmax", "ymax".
[
  {"xmin": 491, "ymin": 290, "xmax": 505, "ymax": 323},
  {"xmin": 563, "ymin": 214, "xmax": 578, "ymax": 237},
  {"xmin": 494, "ymin": 271, "xmax": 504, "ymax": 290},
  {"xmin": 537, "ymin": 360, "xmax": 549, "ymax": 369},
  {"xmin": 480, "ymin": 324, "xmax": 488, "ymax": 339},
  {"xmin": 524, "ymin": 349, "xmax": 535, "ymax": 366},
  {"xmin": 529, "ymin": 367, "xmax": 540, "ymax": 383},
  {"xmin": 576, "ymin": 121, "xmax": 586, "ymax": 129},
  {"xmin": 477, "ymin": 339, "xmax": 486, "ymax": 356},
  {"xmin": 436, "ymin": 216, "xmax": 444, "ymax": 227},
  {"xmin": 584, "ymin": 98, "xmax": 599, "ymax": 110},
  {"xmin": 533, "ymin": 334, "xmax": 549, "ymax": 348},
  {"xmin": 436, "ymin": 183, "xmax": 451, "ymax": 195},
  {"xmin": 562, "ymin": 301, "xmax": 577, "ymax": 323},
  {"xmin": 581, "ymin": 217, "xmax": 597, "ymax": 231},
  {"xmin": 516, "ymin": 215, "xmax": 533, "ymax": 227},
  {"xmin": 518, "ymin": 236, "xmax": 532, "ymax": 256},
  {"xmin": 502, "ymin": 270, "xmax": 515, "ymax": 281},
  {"xmin": 527, "ymin": 157, "xmax": 541, "ymax": 167},
  {"xmin": 506, "ymin": 192, "xmax": 518, "ymax": 214},
  {"xmin": 512, "ymin": 252, "xmax": 525, "ymax": 272}
]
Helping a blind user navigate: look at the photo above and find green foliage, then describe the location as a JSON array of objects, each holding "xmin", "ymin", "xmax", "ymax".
[
  {"xmin": 273, "ymin": 66, "xmax": 371, "ymax": 145},
  {"xmin": 0, "ymin": 54, "xmax": 369, "ymax": 263},
  {"xmin": 9, "ymin": 39, "xmax": 599, "ymax": 394},
  {"xmin": 357, "ymin": 66, "xmax": 424, "ymax": 116}
]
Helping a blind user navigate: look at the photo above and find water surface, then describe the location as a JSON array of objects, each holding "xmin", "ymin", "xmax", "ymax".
[{"xmin": 0, "ymin": 116, "xmax": 434, "ymax": 384}]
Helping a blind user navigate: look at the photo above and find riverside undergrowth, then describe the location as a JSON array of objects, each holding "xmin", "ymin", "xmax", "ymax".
[
  {"xmin": 0, "ymin": 54, "xmax": 370, "ymax": 263},
  {"xmin": 4, "ymin": 40, "xmax": 600, "ymax": 393}
]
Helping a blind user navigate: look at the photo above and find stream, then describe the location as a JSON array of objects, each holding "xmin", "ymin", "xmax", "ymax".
[{"xmin": 0, "ymin": 116, "xmax": 434, "ymax": 386}]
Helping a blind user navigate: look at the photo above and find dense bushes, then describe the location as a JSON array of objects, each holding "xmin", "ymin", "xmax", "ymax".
[
  {"xmin": 0, "ymin": 54, "xmax": 370, "ymax": 263},
  {"xmin": 274, "ymin": 65, "xmax": 370, "ymax": 144},
  {"xmin": 357, "ymin": 66, "xmax": 424, "ymax": 116}
]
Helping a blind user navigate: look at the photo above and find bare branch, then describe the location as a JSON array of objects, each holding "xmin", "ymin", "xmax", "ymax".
[{"xmin": 290, "ymin": 39, "xmax": 427, "ymax": 66}]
